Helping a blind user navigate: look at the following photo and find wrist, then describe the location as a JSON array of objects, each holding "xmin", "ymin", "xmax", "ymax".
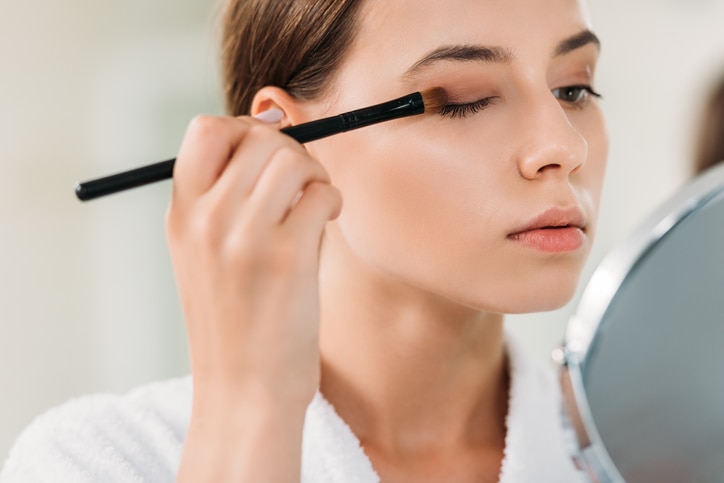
[
  {"xmin": 179, "ymin": 385, "xmax": 310, "ymax": 483},
  {"xmin": 192, "ymin": 374, "xmax": 315, "ymax": 419}
]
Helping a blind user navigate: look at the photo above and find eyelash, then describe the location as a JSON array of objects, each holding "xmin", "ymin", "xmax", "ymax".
[
  {"xmin": 552, "ymin": 84, "xmax": 602, "ymax": 108},
  {"xmin": 439, "ymin": 84, "xmax": 602, "ymax": 119},
  {"xmin": 439, "ymin": 97, "xmax": 497, "ymax": 119}
]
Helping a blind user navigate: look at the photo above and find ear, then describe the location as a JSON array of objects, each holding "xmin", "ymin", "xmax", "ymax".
[{"xmin": 250, "ymin": 86, "xmax": 310, "ymax": 129}]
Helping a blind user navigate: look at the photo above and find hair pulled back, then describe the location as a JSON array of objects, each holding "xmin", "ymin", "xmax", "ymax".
[{"xmin": 221, "ymin": 0, "xmax": 363, "ymax": 116}]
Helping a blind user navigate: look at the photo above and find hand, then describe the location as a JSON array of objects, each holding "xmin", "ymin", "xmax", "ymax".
[{"xmin": 167, "ymin": 111, "xmax": 341, "ymax": 482}]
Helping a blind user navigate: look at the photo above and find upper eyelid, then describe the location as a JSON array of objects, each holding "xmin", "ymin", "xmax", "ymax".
[
  {"xmin": 444, "ymin": 97, "xmax": 492, "ymax": 107},
  {"xmin": 439, "ymin": 97, "xmax": 498, "ymax": 118}
]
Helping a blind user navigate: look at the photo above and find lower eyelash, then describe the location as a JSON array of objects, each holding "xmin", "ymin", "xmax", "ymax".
[{"xmin": 439, "ymin": 97, "xmax": 498, "ymax": 119}]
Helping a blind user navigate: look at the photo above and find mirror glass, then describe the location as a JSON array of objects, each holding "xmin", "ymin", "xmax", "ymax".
[{"xmin": 562, "ymin": 164, "xmax": 724, "ymax": 483}]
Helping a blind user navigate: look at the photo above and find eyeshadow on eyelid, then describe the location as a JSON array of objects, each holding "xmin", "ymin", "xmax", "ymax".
[
  {"xmin": 440, "ymin": 84, "xmax": 497, "ymax": 99},
  {"xmin": 407, "ymin": 62, "xmax": 502, "ymax": 82}
]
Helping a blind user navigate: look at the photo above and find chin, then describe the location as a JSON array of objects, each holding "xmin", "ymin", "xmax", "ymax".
[
  {"xmin": 449, "ymin": 269, "xmax": 583, "ymax": 315},
  {"xmin": 508, "ymin": 291, "xmax": 577, "ymax": 314},
  {"xmin": 503, "ymin": 276, "xmax": 581, "ymax": 314}
]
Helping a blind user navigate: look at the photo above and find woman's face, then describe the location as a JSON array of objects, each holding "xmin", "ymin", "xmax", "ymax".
[{"xmin": 304, "ymin": 0, "xmax": 608, "ymax": 313}]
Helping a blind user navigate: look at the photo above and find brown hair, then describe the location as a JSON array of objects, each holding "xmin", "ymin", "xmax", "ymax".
[
  {"xmin": 220, "ymin": 0, "xmax": 364, "ymax": 116},
  {"xmin": 694, "ymin": 74, "xmax": 724, "ymax": 175}
]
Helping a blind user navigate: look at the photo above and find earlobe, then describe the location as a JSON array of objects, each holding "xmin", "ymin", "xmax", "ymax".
[{"xmin": 250, "ymin": 86, "xmax": 307, "ymax": 129}]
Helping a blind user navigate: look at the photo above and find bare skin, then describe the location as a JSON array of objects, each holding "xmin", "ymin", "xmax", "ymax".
[{"xmin": 169, "ymin": 0, "xmax": 608, "ymax": 481}]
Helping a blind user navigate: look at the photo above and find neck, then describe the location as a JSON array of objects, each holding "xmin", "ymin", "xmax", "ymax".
[{"xmin": 318, "ymin": 232, "xmax": 509, "ymax": 456}]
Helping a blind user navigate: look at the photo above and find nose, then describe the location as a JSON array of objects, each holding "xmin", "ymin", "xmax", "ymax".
[{"xmin": 513, "ymin": 95, "xmax": 588, "ymax": 180}]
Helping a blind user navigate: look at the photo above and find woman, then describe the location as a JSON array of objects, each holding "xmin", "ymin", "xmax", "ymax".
[{"xmin": 1, "ymin": 0, "xmax": 607, "ymax": 481}]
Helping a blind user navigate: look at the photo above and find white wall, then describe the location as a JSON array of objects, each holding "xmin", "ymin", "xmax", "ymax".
[
  {"xmin": 2, "ymin": 0, "xmax": 724, "ymax": 461},
  {"xmin": 0, "ymin": 0, "xmax": 224, "ymax": 459}
]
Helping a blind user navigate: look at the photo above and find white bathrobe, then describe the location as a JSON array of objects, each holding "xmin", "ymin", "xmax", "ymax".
[{"xmin": 0, "ymin": 334, "xmax": 587, "ymax": 482}]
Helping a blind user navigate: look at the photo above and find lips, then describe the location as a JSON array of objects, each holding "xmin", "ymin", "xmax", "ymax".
[{"xmin": 507, "ymin": 207, "xmax": 587, "ymax": 253}]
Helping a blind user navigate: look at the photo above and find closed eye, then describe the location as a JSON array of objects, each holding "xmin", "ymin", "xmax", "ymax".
[{"xmin": 439, "ymin": 97, "xmax": 498, "ymax": 119}]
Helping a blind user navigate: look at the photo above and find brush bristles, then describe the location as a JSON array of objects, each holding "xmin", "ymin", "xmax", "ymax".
[{"xmin": 420, "ymin": 87, "xmax": 448, "ymax": 114}]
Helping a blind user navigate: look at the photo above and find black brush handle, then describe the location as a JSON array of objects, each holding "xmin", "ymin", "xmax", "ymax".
[
  {"xmin": 74, "ymin": 92, "xmax": 424, "ymax": 201},
  {"xmin": 75, "ymin": 159, "xmax": 176, "ymax": 201}
]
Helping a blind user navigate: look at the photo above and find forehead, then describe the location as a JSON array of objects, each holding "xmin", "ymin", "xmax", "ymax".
[{"xmin": 343, "ymin": 0, "xmax": 593, "ymax": 80}]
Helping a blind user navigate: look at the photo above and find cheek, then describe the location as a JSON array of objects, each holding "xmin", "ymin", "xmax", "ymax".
[
  {"xmin": 335, "ymin": 123, "xmax": 503, "ymax": 249},
  {"xmin": 336, "ymin": 133, "xmax": 485, "ymax": 257},
  {"xmin": 311, "ymin": 121, "xmax": 521, "ymax": 304}
]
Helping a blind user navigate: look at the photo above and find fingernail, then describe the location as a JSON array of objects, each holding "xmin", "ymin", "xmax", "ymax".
[{"xmin": 254, "ymin": 107, "xmax": 284, "ymax": 123}]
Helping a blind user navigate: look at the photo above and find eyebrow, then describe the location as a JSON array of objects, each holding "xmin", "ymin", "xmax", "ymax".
[
  {"xmin": 402, "ymin": 45, "xmax": 513, "ymax": 78},
  {"xmin": 554, "ymin": 29, "xmax": 600, "ymax": 57},
  {"xmin": 402, "ymin": 29, "xmax": 600, "ymax": 79}
]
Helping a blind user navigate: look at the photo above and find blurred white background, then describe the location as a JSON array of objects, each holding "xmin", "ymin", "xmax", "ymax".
[{"xmin": 1, "ymin": 0, "xmax": 724, "ymax": 461}]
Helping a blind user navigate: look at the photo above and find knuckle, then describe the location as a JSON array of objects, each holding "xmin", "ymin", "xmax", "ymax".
[
  {"xmin": 168, "ymin": 201, "xmax": 225, "ymax": 252},
  {"xmin": 246, "ymin": 123, "xmax": 302, "ymax": 156},
  {"xmin": 192, "ymin": 203, "xmax": 236, "ymax": 252},
  {"xmin": 273, "ymin": 145, "xmax": 307, "ymax": 169},
  {"xmin": 224, "ymin": 230, "xmax": 303, "ymax": 276},
  {"xmin": 221, "ymin": 233, "xmax": 261, "ymax": 269},
  {"xmin": 273, "ymin": 147, "xmax": 329, "ymax": 184},
  {"xmin": 186, "ymin": 114, "xmax": 225, "ymax": 141},
  {"xmin": 246, "ymin": 122, "xmax": 277, "ymax": 141}
]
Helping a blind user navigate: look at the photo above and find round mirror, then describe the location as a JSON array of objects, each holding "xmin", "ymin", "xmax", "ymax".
[{"xmin": 559, "ymin": 162, "xmax": 724, "ymax": 482}]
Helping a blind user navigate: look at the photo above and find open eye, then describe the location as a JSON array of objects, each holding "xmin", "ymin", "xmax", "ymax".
[
  {"xmin": 552, "ymin": 85, "xmax": 602, "ymax": 106},
  {"xmin": 439, "ymin": 97, "xmax": 499, "ymax": 119}
]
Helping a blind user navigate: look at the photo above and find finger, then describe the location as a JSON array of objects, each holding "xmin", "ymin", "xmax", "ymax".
[
  {"xmin": 284, "ymin": 181, "xmax": 342, "ymax": 242},
  {"xmin": 209, "ymin": 123, "xmax": 306, "ymax": 207},
  {"xmin": 174, "ymin": 115, "xmax": 255, "ymax": 199},
  {"xmin": 245, "ymin": 147, "xmax": 331, "ymax": 225}
]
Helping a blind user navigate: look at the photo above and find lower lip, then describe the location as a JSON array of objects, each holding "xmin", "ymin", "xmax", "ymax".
[{"xmin": 508, "ymin": 226, "xmax": 585, "ymax": 253}]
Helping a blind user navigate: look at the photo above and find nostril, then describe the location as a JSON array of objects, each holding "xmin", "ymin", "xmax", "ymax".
[
  {"xmin": 538, "ymin": 163, "xmax": 562, "ymax": 174},
  {"xmin": 524, "ymin": 162, "xmax": 564, "ymax": 179}
]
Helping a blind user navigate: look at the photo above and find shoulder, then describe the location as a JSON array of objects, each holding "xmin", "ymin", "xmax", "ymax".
[{"xmin": 0, "ymin": 376, "xmax": 191, "ymax": 483}]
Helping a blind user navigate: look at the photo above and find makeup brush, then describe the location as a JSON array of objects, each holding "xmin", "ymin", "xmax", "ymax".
[{"xmin": 75, "ymin": 87, "xmax": 448, "ymax": 201}]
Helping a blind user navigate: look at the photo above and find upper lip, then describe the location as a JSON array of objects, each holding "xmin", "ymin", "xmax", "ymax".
[{"xmin": 508, "ymin": 207, "xmax": 587, "ymax": 236}]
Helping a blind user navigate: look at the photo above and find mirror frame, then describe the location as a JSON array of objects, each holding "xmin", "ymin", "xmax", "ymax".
[{"xmin": 555, "ymin": 162, "xmax": 724, "ymax": 482}]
